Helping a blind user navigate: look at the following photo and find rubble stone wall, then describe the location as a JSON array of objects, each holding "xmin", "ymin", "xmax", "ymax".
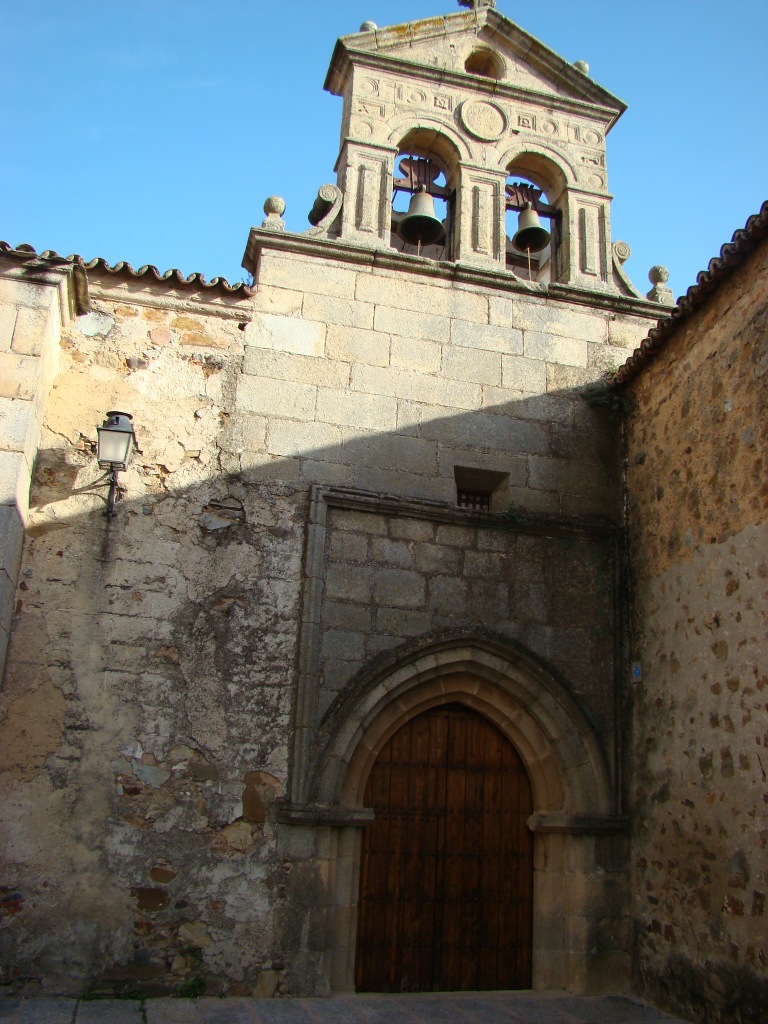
[{"xmin": 625, "ymin": 235, "xmax": 768, "ymax": 1024}]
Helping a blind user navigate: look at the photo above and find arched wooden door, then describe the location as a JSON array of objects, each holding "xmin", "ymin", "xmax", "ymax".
[{"xmin": 355, "ymin": 703, "xmax": 534, "ymax": 992}]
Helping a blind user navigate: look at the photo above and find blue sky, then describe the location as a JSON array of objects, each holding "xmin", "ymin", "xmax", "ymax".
[{"xmin": 1, "ymin": 1, "xmax": 765, "ymax": 300}]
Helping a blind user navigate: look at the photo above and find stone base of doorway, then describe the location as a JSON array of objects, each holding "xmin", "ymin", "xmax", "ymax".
[{"xmin": 0, "ymin": 991, "xmax": 690, "ymax": 1023}]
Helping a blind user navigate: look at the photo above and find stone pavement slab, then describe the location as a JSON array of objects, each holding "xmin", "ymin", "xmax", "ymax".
[
  {"xmin": 0, "ymin": 1000, "xmax": 77, "ymax": 1023},
  {"xmin": 142, "ymin": 993, "xmax": 688, "ymax": 1024},
  {"xmin": 0, "ymin": 993, "xmax": 690, "ymax": 1024},
  {"xmin": 197, "ymin": 1001, "xmax": 257, "ymax": 1024},
  {"xmin": 77, "ymin": 1001, "xmax": 144, "ymax": 1022},
  {"xmin": 337, "ymin": 998, "xmax": 426, "ymax": 1024}
]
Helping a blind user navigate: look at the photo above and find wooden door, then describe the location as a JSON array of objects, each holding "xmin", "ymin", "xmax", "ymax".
[{"xmin": 355, "ymin": 704, "xmax": 534, "ymax": 992}]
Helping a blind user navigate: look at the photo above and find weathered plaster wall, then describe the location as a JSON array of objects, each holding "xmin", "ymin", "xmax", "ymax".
[
  {"xmin": 0, "ymin": 281, "xmax": 301, "ymax": 996},
  {"xmin": 0, "ymin": 246, "xmax": 655, "ymax": 997},
  {"xmin": 625, "ymin": 235, "xmax": 768, "ymax": 1023}
]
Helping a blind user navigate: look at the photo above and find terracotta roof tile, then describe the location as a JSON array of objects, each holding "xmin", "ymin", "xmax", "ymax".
[
  {"xmin": 0, "ymin": 241, "xmax": 255, "ymax": 298},
  {"xmin": 613, "ymin": 201, "xmax": 768, "ymax": 386}
]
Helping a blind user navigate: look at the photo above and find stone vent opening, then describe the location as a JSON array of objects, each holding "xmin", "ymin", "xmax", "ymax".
[
  {"xmin": 465, "ymin": 48, "xmax": 503, "ymax": 80},
  {"xmin": 454, "ymin": 466, "xmax": 509, "ymax": 512}
]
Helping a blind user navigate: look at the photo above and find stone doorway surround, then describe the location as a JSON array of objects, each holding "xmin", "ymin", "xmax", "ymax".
[{"xmin": 279, "ymin": 637, "xmax": 630, "ymax": 995}]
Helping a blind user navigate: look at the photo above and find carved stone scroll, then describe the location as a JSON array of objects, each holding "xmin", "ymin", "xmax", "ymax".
[
  {"xmin": 611, "ymin": 241, "xmax": 645, "ymax": 300},
  {"xmin": 306, "ymin": 184, "xmax": 344, "ymax": 238}
]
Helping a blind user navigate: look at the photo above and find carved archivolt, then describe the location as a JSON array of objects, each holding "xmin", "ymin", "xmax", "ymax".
[
  {"xmin": 309, "ymin": 634, "xmax": 612, "ymax": 818},
  {"xmin": 387, "ymin": 117, "xmax": 473, "ymax": 165},
  {"xmin": 500, "ymin": 140, "xmax": 578, "ymax": 189}
]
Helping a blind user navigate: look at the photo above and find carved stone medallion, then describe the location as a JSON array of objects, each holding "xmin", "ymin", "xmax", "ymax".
[{"xmin": 459, "ymin": 99, "xmax": 507, "ymax": 141}]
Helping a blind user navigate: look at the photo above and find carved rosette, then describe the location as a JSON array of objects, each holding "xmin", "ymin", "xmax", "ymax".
[{"xmin": 459, "ymin": 100, "xmax": 508, "ymax": 142}]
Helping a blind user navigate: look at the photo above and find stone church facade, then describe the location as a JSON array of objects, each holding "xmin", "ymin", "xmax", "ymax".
[{"xmin": 0, "ymin": 4, "xmax": 764, "ymax": 1022}]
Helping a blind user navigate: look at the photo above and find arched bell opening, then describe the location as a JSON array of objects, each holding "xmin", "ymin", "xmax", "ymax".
[
  {"xmin": 390, "ymin": 129, "xmax": 460, "ymax": 261},
  {"xmin": 505, "ymin": 154, "xmax": 567, "ymax": 284},
  {"xmin": 505, "ymin": 174, "xmax": 555, "ymax": 283}
]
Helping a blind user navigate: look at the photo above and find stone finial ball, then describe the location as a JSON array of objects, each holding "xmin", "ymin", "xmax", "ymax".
[
  {"xmin": 264, "ymin": 196, "xmax": 286, "ymax": 217},
  {"xmin": 360, "ymin": 20, "xmax": 378, "ymax": 31},
  {"xmin": 648, "ymin": 265, "xmax": 670, "ymax": 284},
  {"xmin": 573, "ymin": 60, "xmax": 590, "ymax": 75}
]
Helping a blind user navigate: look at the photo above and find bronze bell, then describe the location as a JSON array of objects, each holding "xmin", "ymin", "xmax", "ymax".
[
  {"xmin": 398, "ymin": 186, "xmax": 446, "ymax": 248},
  {"xmin": 511, "ymin": 201, "xmax": 550, "ymax": 253}
]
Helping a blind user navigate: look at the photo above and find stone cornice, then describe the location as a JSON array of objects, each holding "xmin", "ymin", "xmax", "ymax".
[
  {"xmin": 87, "ymin": 277, "xmax": 254, "ymax": 321},
  {"xmin": 319, "ymin": 486, "xmax": 617, "ymax": 540},
  {"xmin": 243, "ymin": 227, "xmax": 665, "ymax": 321},
  {"xmin": 0, "ymin": 256, "xmax": 79, "ymax": 324},
  {"xmin": 528, "ymin": 813, "xmax": 629, "ymax": 835}
]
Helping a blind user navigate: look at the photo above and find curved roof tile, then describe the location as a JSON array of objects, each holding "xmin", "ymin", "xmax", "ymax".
[
  {"xmin": 614, "ymin": 200, "xmax": 768, "ymax": 386},
  {"xmin": 0, "ymin": 241, "xmax": 255, "ymax": 298}
]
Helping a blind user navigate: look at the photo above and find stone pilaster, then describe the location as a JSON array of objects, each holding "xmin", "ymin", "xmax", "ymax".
[{"xmin": 0, "ymin": 257, "xmax": 73, "ymax": 680}]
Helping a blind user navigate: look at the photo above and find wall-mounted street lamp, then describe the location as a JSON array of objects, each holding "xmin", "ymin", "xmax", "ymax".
[{"xmin": 96, "ymin": 411, "xmax": 137, "ymax": 517}]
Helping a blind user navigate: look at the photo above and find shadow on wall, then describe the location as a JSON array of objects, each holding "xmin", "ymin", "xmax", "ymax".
[{"xmin": 0, "ymin": 383, "xmax": 624, "ymax": 994}]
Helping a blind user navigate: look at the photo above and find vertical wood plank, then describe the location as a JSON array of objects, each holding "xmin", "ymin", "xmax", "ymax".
[{"xmin": 426, "ymin": 707, "xmax": 448, "ymax": 990}]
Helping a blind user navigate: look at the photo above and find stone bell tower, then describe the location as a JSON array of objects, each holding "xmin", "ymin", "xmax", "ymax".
[{"xmin": 322, "ymin": 1, "xmax": 630, "ymax": 293}]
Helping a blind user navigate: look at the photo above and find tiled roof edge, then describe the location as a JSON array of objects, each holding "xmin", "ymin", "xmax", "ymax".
[
  {"xmin": 0, "ymin": 241, "xmax": 255, "ymax": 298},
  {"xmin": 613, "ymin": 200, "xmax": 768, "ymax": 386}
]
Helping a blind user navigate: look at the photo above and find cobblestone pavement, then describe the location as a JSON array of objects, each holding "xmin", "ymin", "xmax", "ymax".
[{"xmin": 0, "ymin": 992, "xmax": 690, "ymax": 1024}]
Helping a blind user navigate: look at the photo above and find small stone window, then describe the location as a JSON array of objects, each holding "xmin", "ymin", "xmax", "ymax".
[{"xmin": 454, "ymin": 467, "xmax": 509, "ymax": 512}]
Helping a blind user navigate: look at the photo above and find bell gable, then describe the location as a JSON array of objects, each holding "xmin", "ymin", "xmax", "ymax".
[{"xmin": 325, "ymin": 8, "xmax": 626, "ymax": 128}]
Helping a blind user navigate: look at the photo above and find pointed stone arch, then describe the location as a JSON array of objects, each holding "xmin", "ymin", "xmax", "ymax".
[
  {"xmin": 310, "ymin": 634, "xmax": 612, "ymax": 817},
  {"xmin": 307, "ymin": 636, "xmax": 629, "ymax": 995}
]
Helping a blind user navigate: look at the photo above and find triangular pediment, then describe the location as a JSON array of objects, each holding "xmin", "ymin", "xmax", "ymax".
[{"xmin": 325, "ymin": 8, "xmax": 625, "ymax": 124}]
